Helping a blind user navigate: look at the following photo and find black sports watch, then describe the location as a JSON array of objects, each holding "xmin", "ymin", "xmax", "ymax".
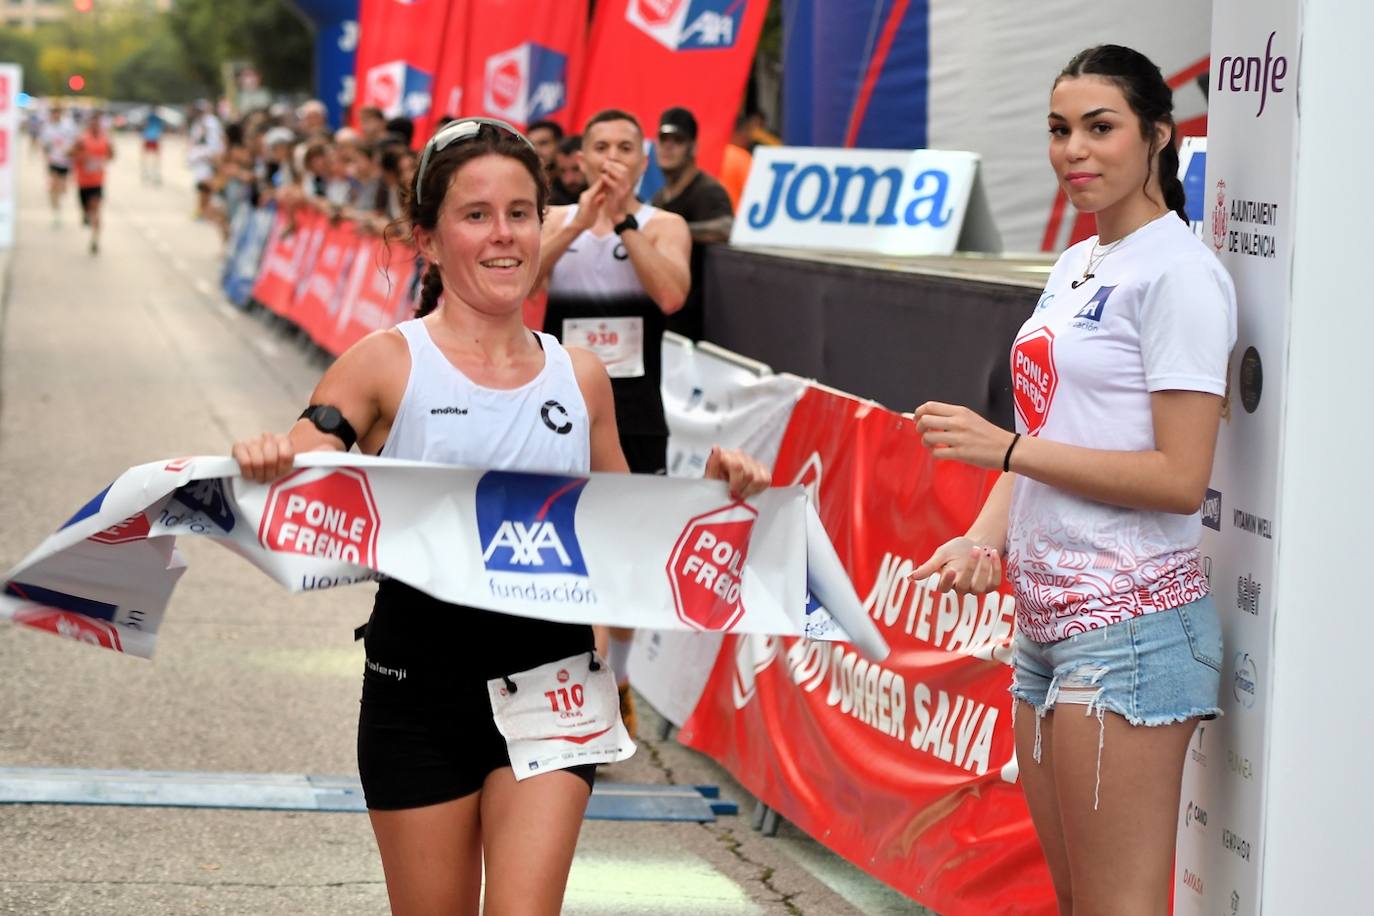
[
  {"xmin": 299, "ymin": 405, "xmax": 358, "ymax": 451},
  {"xmin": 613, "ymin": 213, "xmax": 639, "ymax": 235}
]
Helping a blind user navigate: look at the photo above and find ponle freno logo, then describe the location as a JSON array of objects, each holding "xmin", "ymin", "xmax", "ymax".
[
  {"xmin": 89, "ymin": 513, "xmax": 151, "ymax": 545},
  {"xmin": 627, "ymin": 0, "xmax": 743, "ymax": 51},
  {"xmin": 12, "ymin": 607, "xmax": 123, "ymax": 652},
  {"xmin": 258, "ymin": 468, "xmax": 380, "ymax": 566},
  {"xmin": 1011, "ymin": 327, "xmax": 1057, "ymax": 436},
  {"xmin": 483, "ymin": 43, "xmax": 568, "ymax": 127},
  {"xmin": 476, "ymin": 471, "xmax": 589, "ymax": 574},
  {"xmin": 668, "ymin": 502, "xmax": 757, "ymax": 631}
]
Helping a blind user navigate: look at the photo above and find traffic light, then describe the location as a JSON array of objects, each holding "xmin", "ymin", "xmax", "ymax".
[
  {"xmin": 73, "ymin": 0, "xmax": 93, "ymax": 12},
  {"xmin": 68, "ymin": 75, "xmax": 86, "ymax": 92}
]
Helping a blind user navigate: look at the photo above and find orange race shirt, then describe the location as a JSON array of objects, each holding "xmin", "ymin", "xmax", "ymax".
[{"xmin": 73, "ymin": 135, "xmax": 112, "ymax": 188}]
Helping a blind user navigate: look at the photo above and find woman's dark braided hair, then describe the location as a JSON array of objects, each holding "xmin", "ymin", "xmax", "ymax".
[
  {"xmin": 1057, "ymin": 45, "xmax": 1189, "ymax": 224},
  {"xmin": 401, "ymin": 122, "xmax": 549, "ymax": 318}
]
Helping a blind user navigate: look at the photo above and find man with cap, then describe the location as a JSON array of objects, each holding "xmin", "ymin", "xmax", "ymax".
[{"xmin": 650, "ymin": 106, "xmax": 734, "ymax": 341}]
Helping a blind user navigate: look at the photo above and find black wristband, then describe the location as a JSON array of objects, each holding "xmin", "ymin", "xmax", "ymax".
[
  {"xmin": 1002, "ymin": 433, "xmax": 1021, "ymax": 473},
  {"xmin": 299, "ymin": 405, "xmax": 358, "ymax": 452}
]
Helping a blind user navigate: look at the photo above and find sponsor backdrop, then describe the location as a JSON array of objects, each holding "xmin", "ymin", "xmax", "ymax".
[
  {"xmin": 574, "ymin": 0, "xmax": 771, "ymax": 175},
  {"xmin": 781, "ymin": 0, "xmax": 1213, "ymax": 252},
  {"xmin": 1175, "ymin": 2, "xmax": 1299, "ymax": 914},
  {"xmin": 459, "ymin": 0, "xmax": 586, "ymax": 131},
  {"xmin": 680, "ymin": 387, "xmax": 1054, "ymax": 915},
  {"xmin": 0, "ymin": 64, "xmax": 19, "ymax": 250},
  {"xmin": 353, "ymin": 0, "xmax": 454, "ymax": 144}
]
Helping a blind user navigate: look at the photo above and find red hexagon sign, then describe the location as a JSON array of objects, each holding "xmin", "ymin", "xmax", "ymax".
[
  {"xmin": 258, "ymin": 468, "xmax": 379, "ymax": 566},
  {"xmin": 14, "ymin": 608, "xmax": 123, "ymax": 652},
  {"xmin": 667, "ymin": 502, "xmax": 758, "ymax": 632},
  {"xmin": 491, "ymin": 59, "xmax": 522, "ymax": 110},
  {"xmin": 1011, "ymin": 327, "xmax": 1058, "ymax": 436},
  {"xmin": 636, "ymin": 0, "xmax": 683, "ymax": 26},
  {"xmin": 89, "ymin": 513, "xmax": 151, "ymax": 545}
]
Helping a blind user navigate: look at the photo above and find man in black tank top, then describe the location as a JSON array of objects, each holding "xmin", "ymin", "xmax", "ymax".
[{"xmin": 537, "ymin": 109, "xmax": 693, "ymax": 731}]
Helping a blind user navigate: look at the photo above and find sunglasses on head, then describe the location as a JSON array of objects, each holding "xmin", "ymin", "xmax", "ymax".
[{"xmin": 414, "ymin": 117, "xmax": 537, "ymax": 204}]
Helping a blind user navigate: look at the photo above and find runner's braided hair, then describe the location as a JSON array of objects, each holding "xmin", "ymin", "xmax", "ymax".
[
  {"xmin": 402, "ymin": 123, "xmax": 549, "ymax": 318},
  {"xmin": 1057, "ymin": 45, "xmax": 1189, "ymax": 224}
]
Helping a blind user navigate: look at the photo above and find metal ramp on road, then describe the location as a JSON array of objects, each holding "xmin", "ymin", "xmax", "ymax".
[{"xmin": 0, "ymin": 767, "xmax": 736, "ymax": 822}]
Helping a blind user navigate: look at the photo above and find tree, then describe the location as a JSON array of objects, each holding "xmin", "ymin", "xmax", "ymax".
[
  {"xmin": 0, "ymin": 30, "xmax": 49, "ymax": 95},
  {"xmin": 166, "ymin": 0, "xmax": 314, "ymax": 96}
]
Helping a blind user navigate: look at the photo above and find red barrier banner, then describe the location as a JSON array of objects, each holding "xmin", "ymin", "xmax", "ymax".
[
  {"xmin": 331, "ymin": 235, "xmax": 417, "ymax": 356},
  {"xmin": 293, "ymin": 222, "xmax": 360, "ymax": 351},
  {"xmin": 282, "ymin": 211, "xmax": 328, "ymax": 318},
  {"xmin": 679, "ymin": 387, "xmax": 1056, "ymax": 915},
  {"xmin": 574, "ymin": 0, "xmax": 769, "ymax": 174},
  {"xmin": 457, "ymin": 0, "xmax": 586, "ymax": 131},
  {"xmin": 251, "ymin": 209, "xmax": 306, "ymax": 317},
  {"xmin": 354, "ymin": 0, "xmax": 458, "ymax": 145}
]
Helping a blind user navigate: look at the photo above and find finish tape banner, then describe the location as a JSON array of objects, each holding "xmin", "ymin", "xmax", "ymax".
[
  {"xmin": 680, "ymin": 387, "xmax": 1055, "ymax": 914},
  {"xmin": 1, "ymin": 453, "xmax": 887, "ymax": 663}
]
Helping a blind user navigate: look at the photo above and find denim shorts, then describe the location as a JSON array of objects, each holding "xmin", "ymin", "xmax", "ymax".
[{"xmin": 1010, "ymin": 595, "xmax": 1224, "ymax": 727}]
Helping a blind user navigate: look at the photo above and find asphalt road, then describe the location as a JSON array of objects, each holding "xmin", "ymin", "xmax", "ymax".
[{"xmin": 0, "ymin": 133, "xmax": 927, "ymax": 916}]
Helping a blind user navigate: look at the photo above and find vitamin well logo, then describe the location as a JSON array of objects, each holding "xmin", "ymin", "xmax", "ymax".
[{"xmin": 476, "ymin": 472, "xmax": 589, "ymax": 575}]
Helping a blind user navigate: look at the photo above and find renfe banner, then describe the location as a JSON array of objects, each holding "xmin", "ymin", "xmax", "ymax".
[
  {"xmin": 1, "ymin": 454, "xmax": 888, "ymax": 662},
  {"xmin": 728, "ymin": 147, "xmax": 979, "ymax": 256},
  {"xmin": 353, "ymin": 0, "xmax": 456, "ymax": 144},
  {"xmin": 680, "ymin": 388, "xmax": 1055, "ymax": 914},
  {"xmin": 458, "ymin": 0, "xmax": 586, "ymax": 131},
  {"xmin": 574, "ymin": 0, "xmax": 770, "ymax": 175}
]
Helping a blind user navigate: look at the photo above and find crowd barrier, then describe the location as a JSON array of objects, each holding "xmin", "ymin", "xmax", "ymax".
[
  {"xmin": 221, "ymin": 202, "xmax": 423, "ymax": 355},
  {"xmin": 218, "ymin": 205, "xmax": 1055, "ymax": 915}
]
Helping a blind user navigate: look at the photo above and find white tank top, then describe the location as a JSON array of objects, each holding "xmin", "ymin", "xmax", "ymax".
[
  {"xmin": 547, "ymin": 202, "xmax": 659, "ymax": 297},
  {"xmin": 380, "ymin": 319, "xmax": 591, "ymax": 475}
]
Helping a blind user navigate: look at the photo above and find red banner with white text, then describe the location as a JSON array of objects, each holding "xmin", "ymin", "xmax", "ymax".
[
  {"xmin": 573, "ymin": 0, "xmax": 768, "ymax": 174},
  {"xmin": 679, "ymin": 388, "xmax": 1056, "ymax": 915},
  {"xmin": 354, "ymin": 0, "xmax": 459, "ymax": 145},
  {"xmin": 457, "ymin": 0, "xmax": 587, "ymax": 131}
]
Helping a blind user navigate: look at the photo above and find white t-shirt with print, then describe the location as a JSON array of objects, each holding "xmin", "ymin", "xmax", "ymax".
[
  {"xmin": 39, "ymin": 119, "xmax": 78, "ymax": 168},
  {"xmin": 1005, "ymin": 212, "xmax": 1237, "ymax": 643}
]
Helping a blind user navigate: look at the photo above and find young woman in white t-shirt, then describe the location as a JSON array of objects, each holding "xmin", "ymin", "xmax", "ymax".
[{"xmin": 913, "ymin": 46, "xmax": 1236, "ymax": 915}]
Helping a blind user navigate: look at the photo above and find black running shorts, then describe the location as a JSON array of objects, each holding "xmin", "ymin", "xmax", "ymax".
[{"xmin": 357, "ymin": 580, "xmax": 597, "ymax": 810}]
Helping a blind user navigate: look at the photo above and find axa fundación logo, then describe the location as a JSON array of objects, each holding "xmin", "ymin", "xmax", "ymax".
[
  {"xmin": 476, "ymin": 471, "xmax": 589, "ymax": 575},
  {"xmin": 540, "ymin": 399, "xmax": 573, "ymax": 435}
]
